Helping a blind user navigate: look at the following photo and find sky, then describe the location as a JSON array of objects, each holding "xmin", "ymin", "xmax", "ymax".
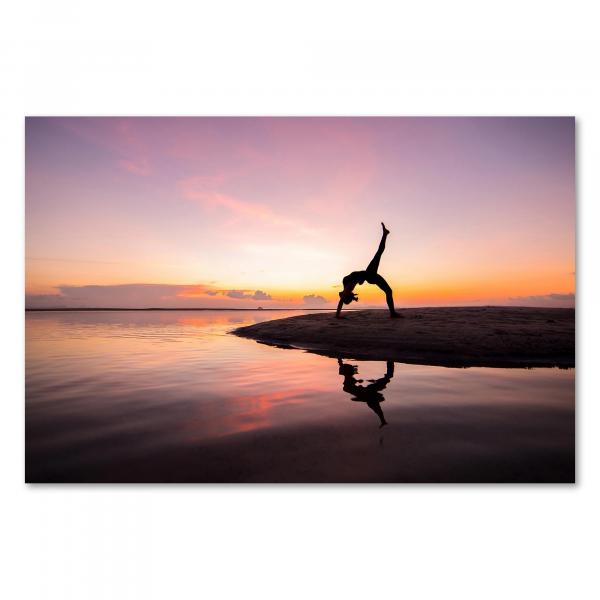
[{"xmin": 25, "ymin": 117, "xmax": 575, "ymax": 309}]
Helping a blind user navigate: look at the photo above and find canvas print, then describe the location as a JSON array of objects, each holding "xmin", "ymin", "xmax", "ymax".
[{"xmin": 25, "ymin": 117, "xmax": 575, "ymax": 483}]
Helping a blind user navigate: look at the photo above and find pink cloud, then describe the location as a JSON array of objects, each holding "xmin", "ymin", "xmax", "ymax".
[
  {"xmin": 170, "ymin": 119, "xmax": 377, "ymax": 224},
  {"xmin": 60, "ymin": 118, "xmax": 152, "ymax": 177},
  {"xmin": 178, "ymin": 176, "xmax": 303, "ymax": 230},
  {"xmin": 119, "ymin": 158, "xmax": 151, "ymax": 176}
]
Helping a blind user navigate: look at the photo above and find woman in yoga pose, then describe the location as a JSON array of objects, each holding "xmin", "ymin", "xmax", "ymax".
[{"xmin": 336, "ymin": 222, "xmax": 401, "ymax": 318}]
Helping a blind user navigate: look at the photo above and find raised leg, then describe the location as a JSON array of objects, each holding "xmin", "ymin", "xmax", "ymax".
[{"xmin": 366, "ymin": 227, "xmax": 388, "ymax": 275}]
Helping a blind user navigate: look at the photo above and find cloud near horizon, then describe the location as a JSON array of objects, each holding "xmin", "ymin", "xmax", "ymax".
[
  {"xmin": 303, "ymin": 294, "xmax": 328, "ymax": 305},
  {"xmin": 225, "ymin": 289, "xmax": 272, "ymax": 301},
  {"xmin": 25, "ymin": 283, "xmax": 274, "ymax": 309},
  {"xmin": 508, "ymin": 292, "xmax": 575, "ymax": 307}
]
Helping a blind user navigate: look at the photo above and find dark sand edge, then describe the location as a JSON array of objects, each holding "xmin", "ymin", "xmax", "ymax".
[{"xmin": 233, "ymin": 307, "xmax": 575, "ymax": 369}]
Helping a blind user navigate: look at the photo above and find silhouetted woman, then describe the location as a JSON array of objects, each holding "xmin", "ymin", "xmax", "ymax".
[{"xmin": 336, "ymin": 222, "xmax": 401, "ymax": 318}]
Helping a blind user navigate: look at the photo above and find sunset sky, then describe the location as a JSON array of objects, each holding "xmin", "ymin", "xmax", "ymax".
[{"xmin": 25, "ymin": 117, "xmax": 575, "ymax": 309}]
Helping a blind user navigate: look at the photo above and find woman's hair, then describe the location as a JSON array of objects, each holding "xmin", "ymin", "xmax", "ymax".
[{"xmin": 339, "ymin": 291, "xmax": 359, "ymax": 305}]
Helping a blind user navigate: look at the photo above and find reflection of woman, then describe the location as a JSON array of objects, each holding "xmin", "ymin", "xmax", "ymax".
[
  {"xmin": 336, "ymin": 223, "xmax": 401, "ymax": 318},
  {"xmin": 337, "ymin": 358, "xmax": 394, "ymax": 428}
]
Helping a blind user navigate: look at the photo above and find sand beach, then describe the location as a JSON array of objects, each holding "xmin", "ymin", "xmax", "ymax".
[{"xmin": 234, "ymin": 307, "xmax": 575, "ymax": 368}]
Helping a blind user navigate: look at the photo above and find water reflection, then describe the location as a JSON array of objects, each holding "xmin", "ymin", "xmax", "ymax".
[
  {"xmin": 25, "ymin": 310, "xmax": 575, "ymax": 483},
  {"xmin": 338, "ymin": 359, "xmax": 393, "ymax": 428}
]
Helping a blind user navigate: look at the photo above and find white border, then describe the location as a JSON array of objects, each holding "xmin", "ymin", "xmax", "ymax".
[{"xmin": 2, "ymin": 2, "xmax": 598, "ymax": 599}]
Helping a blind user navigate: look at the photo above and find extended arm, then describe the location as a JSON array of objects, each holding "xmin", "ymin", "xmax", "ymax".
[{"xmin": 336, "ymin": 297, "xmax": 344, "ymax": 318}]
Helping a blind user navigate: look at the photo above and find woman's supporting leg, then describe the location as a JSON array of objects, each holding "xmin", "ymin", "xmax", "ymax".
[
  {"xmin": 385, "ymin": 360, "xmax": 395, "ymax": 380},
  {"xmin": 372, "ymin": 274, "xmax": 400, "ymax": 317},
  {"xmin": 366, "ymin": 227, "xmax": 389, "ymax": 275}
]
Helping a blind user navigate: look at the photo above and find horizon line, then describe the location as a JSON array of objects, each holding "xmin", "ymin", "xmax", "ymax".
[{"xmin": 25, "ymin": 305, "xmax": 575, "ymax": 312}]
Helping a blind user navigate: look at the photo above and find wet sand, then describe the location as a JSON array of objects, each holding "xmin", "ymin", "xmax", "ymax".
[{"xmin": 234, "ymin": 307, "xmax": 575, "ymax": 368}]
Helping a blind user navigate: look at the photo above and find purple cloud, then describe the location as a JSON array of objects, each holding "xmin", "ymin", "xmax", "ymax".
[
  {"xmin": 303, "ymin": 294, "xmax": 328, "ymax": 305},
  {"xmin": 225, "ymin": 289, "xmax": 272, "ymax": 301},
  {"xmin": 508, "ymin": 292, "xmax": 575, "ymax": 307},
  {"xmin": 25, "ymin": 283, "xmax": 272, "ymax": 309}
]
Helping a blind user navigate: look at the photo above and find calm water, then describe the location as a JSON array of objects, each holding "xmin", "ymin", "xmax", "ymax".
[{"xmin": 26, "ymin": 310, "xmax": 575, "ymax": 483}]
